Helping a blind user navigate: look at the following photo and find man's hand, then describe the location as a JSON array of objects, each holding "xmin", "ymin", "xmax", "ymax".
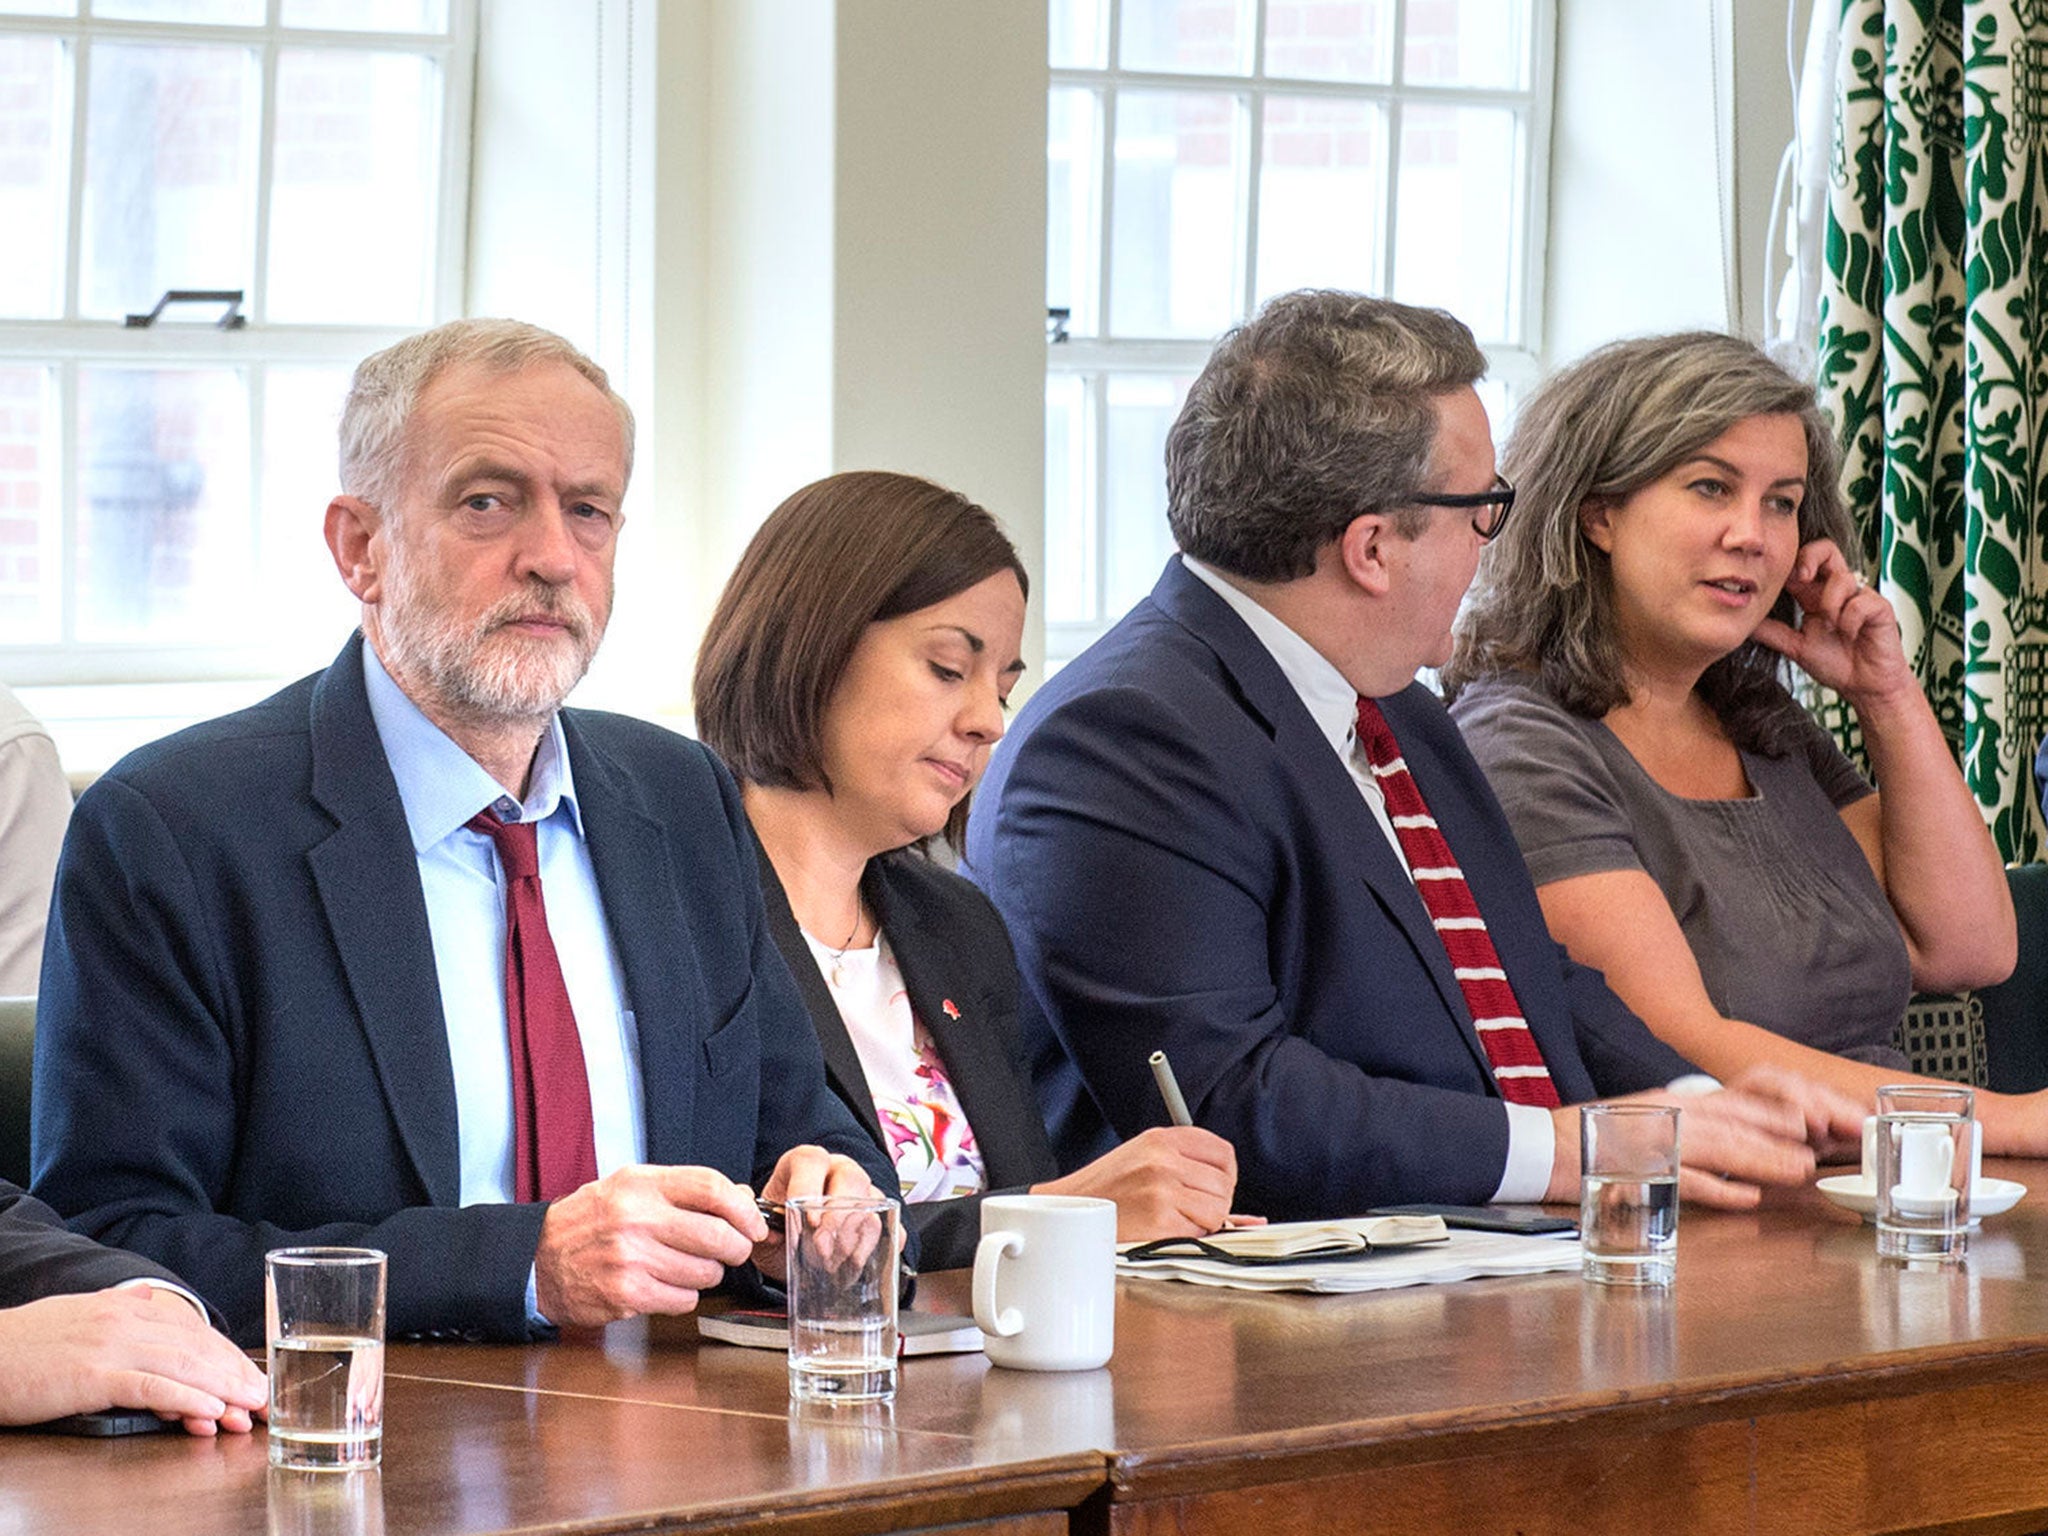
[
  {"xmin": 752, "ymin": 1146, "xmax": 888, "ymax": 1281},
  {"xmin": 1546, "ymin": 1067, "xmax": 1864, "ymax": 1209},
  {"xmin": 0, "ymin": 1285, "xmax": 266, "ymax": 1435},
  {"xmin": 534, "ymin": 1165, "xmax": 767, "ymax": 1326},
  {"xmin": 1035, "ymin": 1126, "xmax": 1238, "ymax": 1241}
]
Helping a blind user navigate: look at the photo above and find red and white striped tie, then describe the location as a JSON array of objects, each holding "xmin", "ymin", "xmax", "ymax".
[{"xmin": 1353, "ymin": 698, "xmax": 1560, "ymax": 1108}]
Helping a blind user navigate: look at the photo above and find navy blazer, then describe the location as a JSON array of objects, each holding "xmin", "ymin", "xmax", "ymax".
[
  {"xmin": 760, "ymin": 847, "xmax": 1057, "ymax": 1271},
  {"xmin": 965, "ymin": 559, "xmax": 1693, "ymax": 1217},
  {"xmin": 0, "ymin": 1180, "xmax": 185, "ymax": 1310},
  {"xmin": 31, "ymin": 637, "xmax": 890, "ymax": 1344}
]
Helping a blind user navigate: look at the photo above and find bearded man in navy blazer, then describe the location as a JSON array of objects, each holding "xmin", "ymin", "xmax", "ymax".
[
  {"xmin": 33, "ymin": 319, "xmax": 892, "ymax": 1344},
  {"xmin": 966, "ymin": 291, "xmax": 1860, "ymax": 1219}
]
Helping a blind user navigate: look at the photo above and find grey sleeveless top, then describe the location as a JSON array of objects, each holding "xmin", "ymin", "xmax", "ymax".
[{"xmin": 1451, "ymin": 673, "xmax": 1912, "ymax": 1068}]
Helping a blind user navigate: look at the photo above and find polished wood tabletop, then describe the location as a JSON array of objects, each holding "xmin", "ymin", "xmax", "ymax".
[{"xmin": 6, "ymin": 1167, "xmax": 2048, "ymax": 1535}]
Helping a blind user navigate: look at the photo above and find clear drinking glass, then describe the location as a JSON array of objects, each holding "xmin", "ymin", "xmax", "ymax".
[
  {"xmin": 266, "ymin": 1247, "xmax": 386, "ymax": 1470},
  {"xmin": 1874, "ymin": 1084, "xmax": 1973, "ymax": 1263},
  {"xmin": 786, "ymin": 1196, "xmax": 899, "ymax": 1404},
  {"xmin": 1580, "ymin": 1104, "xmax": 1680, "ymax": 1287}
]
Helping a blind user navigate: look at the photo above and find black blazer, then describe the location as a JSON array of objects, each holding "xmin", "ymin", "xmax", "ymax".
[
  {"xmin": 0, "ymin": 1180, "xmax": 189, "ymax": 1309},
  {"xmin": 759, "ymin": 846, "xmax": 1057, "ymax": 1271}
]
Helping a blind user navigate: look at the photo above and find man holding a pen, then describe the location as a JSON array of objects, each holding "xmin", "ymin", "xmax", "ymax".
[{"xmin": 967, "ymin": 290, "xmax": 1862, "ymax": 1219}]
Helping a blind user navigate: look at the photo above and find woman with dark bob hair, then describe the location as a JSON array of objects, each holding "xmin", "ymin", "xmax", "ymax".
[
  {"xmin": 1442, "ymin": 334, "xmax": 2044, "ymax": 1149},
  {"xmin": 696, "ymin": 470, "xmax": 1238, "ymax": 1267}
]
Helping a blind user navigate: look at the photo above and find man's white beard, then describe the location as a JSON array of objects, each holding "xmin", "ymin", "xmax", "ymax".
[{"xmin": 377, "ymin": 547, "xmax": 607, "ymax": 726}]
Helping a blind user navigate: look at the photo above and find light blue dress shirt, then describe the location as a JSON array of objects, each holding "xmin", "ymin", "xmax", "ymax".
[{"xmin": 360, "ymin": 643, "xmax": 646, "ymax": 1211}]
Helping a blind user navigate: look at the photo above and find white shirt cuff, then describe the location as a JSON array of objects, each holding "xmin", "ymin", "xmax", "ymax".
[
  {"xmin": 1491, "ymin": 1100, "xmax": 1557, "ymax": 1203},
  {"xmin": 113, "ymin": 1276, "xmax": 209, "ymax": 1323}
]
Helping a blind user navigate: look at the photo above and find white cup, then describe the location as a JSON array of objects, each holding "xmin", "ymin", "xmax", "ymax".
[
  {"xmin": 971, "ymin": 1195, "xmax": 1115, "ymax": 1371},
  {"xmin": 1863, "ymin": 1112, "xmax": 1981, "ymax": 1186},
  {"xmin": 1895, "ymin": 1120, "xmax": 1955, "ymax": 1197}
]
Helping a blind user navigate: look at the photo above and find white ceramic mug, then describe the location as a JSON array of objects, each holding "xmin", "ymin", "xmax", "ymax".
[
  {"xmin": 972, "ymin": 1194, "xmax": 1115, "ymax": 1371},
  {"xmin": 1863, "ymin": 1113, "xmax": 1981, "ymax": 1186},
  {"xmin": 1893, "ymin": 1121, "xmax": 1958, "ymax": 1200}
]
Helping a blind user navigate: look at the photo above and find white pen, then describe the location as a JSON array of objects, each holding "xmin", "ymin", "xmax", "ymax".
[{"xmin": 1148, "ymin": 1049, "xmax": 1194, "ymax": 1128}]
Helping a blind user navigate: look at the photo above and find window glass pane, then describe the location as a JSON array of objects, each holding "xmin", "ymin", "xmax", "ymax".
[
  {"xmin": 0, "ymin": 367, "xmax": 57, "ymax": 644},
  {"xmin": 1045, "ymin": 373, "xmax": 1095, "ymax": 626},
  {"xmin": 0, "ymin": 1, "xmax": 73, "ymax": 20},
  {"xmin": 260, "ymin": 367, "xmax": 358, "ymax": 665},
  {"xmin": 1263, "ymin": 0, "xmax": 1393, "ymax": 84},
  {"xmin": 1103, "ymin": 374, "xmax": 1190, "ymax": 618},
  {"xmin": 1392, "ymin": 103, "xmax": 1519, "ymax": 343},
  {"xmin": 1047, "ymin": 86, "xmax": 1101, "ymax": 338},
  {"xmin": 95, "ymin": 0, "xmax": 264, "ymax": 21},
  {"xmin": 0, "ymin": 36, "xmax": 71, "ymax": 320},
  {"xmin": 1111, "ymin": 90, "xmax": 1243, "ymax": 339},
  {"xmin": 1048, "ymin": 0, "xmax": 1107, "ymax": 69},
  {"xmin": 76, "ymin": 367, "xmax": 249, "ymax": 642},
  {"xmin": 282, "ymin": 0, "xmax": 450, "ymax": 31},
  {"xmin": 1402, "ymin": 0, "xmax": 1530, "ymax": 89},
  {"xmin": 1256, "ymin": 95, "xmax": 1383, "ymax": 304},
  {"xmin": 268, "ymin": 49, "xmax": 438, "ymax": 325},
  {"xmin": 1119, "ymin": 0, "xmax": 1251, "ymax": 74},
  {"xmin": 81, "ymin": 42, "xmax": 258, "ymax": 322}
]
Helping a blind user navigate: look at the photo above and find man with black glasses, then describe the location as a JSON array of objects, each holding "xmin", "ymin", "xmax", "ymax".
[{"xmin": 968, "ymin": 290, "xmax": 1862, "ymax": 1218}]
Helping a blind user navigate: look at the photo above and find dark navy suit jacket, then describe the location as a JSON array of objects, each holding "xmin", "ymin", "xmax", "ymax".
[
  {"xmin": 760, "ymin": 847, "xmax": 1057, "ymax": 1271},
  {"xmin": 31, "ymin": 636, "xmax": 890, "ymax": 1344},
  {"xmin": 965, "ymin": 560, "xmax": 1693, "ymax": 1217},
  {"xmin": 0, "ymin": 1180, "xmax": 185, "ymax": 1310}
]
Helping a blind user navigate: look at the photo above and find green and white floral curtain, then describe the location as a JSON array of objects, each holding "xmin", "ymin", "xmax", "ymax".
[{"xmin": 1815, "ymin": 0, "xmax": 2048, "ymax": 861}]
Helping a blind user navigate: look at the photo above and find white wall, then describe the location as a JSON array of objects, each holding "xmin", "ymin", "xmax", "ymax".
[{"xmin": 469, "ymin": 0, "xmax": 1046, "ymax": 723}]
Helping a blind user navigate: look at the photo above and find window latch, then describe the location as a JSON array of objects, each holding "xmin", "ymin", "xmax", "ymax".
[
  {"xmin": 1047, "ymin": 306, "xmax": 1071, "ymax": 345},
  {"xmin": 124, "ymin": 289, "xmax": 247, "ymax": 330}
]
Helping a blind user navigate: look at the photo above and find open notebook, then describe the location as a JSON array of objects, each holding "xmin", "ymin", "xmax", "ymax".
[{"xmin": 1117, "ymin": 1214, "xmax": 1580, "ymax": 1293}]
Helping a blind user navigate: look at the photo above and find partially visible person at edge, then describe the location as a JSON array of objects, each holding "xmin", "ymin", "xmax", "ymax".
[
  {"xmin": 0, "ymin": 1179, "xmax": 265, "ymax": 1434},
  {"xmin": 1443, "ymin": 332, "xmax": 2023, "ymax": 1143},
  {"xmin": 0, "ymin": 681, "xmax": 70, "ymax": 995},
  {"xmin": 965, "ymin": 289, "xmax": 1866, "ymax": 1220},
  {"xmin": 694, "ymin": 469, "xmax": 1238, "ymax": 1270},
  {"xmin": 32, "ymin": 318, "xmax": 894, "ymax": 1344}
]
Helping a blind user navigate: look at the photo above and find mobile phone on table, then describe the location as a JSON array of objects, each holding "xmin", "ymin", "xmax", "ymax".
[
  {"xmin": 1368, "ymin": 1203, "xmax": 1578, "ymax": 1236},
  {"xmin": 36, "ymin": 1409, "xmax": 176, "ymax": 1437}
]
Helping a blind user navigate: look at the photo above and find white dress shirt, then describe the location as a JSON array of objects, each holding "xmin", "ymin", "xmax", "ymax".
[{"xmin": 1180, "ymin": 556, "xmax": 1555, "ymax": 1200}]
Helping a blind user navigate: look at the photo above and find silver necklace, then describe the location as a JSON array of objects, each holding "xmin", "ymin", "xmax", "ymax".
[{"xmin": 821, "ymin": 898, "xmax": 867, "ymax": 986}]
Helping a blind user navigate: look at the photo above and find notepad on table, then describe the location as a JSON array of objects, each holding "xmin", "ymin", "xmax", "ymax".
[
  {"xmin": 698, "ymin": 1308, "xmax": 985, "ymax": 1356},
  {"xmin": 1117, "ymin": 1215, "xmax": 1580, "ymax": 1293}
]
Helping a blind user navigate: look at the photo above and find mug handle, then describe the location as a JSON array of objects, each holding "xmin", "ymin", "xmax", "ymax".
[{"xmin": 972, "ymin": 1230, "xmax": 1026, "ymax": 1338}]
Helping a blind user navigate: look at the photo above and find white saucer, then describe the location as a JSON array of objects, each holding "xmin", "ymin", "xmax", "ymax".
[{"xmin": 1815, "ymin": 1173, "xmax": 2025, "ymax": 1225}]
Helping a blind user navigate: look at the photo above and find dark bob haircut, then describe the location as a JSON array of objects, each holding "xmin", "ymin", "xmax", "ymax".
[{"xmin": 694, "ymin": 469, "xmax": 1028, "ymax": 850}]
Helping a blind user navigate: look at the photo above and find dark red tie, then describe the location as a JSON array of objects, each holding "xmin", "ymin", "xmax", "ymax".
[
  {"xmin": 1353, "ymin": 699, "xmax": 1561, "ymax": 1108},
  {"xmin": 467, "ymin": 809, "xmax": 600, "ymax": 1200}
]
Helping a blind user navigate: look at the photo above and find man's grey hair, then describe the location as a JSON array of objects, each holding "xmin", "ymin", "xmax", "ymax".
[
  {"xmin": 1165, "ymin": 290, "xmax": 1488, "ymax": 581},
  {"xmin": 338, "ymin": 318, "xmax": 637, "ymax": 511}
]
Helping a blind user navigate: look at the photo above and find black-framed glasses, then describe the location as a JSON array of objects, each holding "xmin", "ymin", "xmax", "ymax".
[{"xmin": 1409, "ymin": 475, "xmax": 1517, "ymax": 541}]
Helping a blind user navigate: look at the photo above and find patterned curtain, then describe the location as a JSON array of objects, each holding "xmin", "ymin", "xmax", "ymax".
[{"xmin": 1815, "ymin": 0, "xmax": 2048, "ymax": 861}]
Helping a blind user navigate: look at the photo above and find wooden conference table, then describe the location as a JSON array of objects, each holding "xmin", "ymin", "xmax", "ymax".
[{"xmin": 8, "ymin": 1168, "xmax": 2048, "ymax": 1536}]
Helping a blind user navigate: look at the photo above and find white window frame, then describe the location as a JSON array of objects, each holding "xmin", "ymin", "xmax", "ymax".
[
  {"xmin": 1046, "ymin": 0, "xmax": 1556, "ymax": 665},
  {"xmin": 0, "ymin": 0, "xmax": 475, "ymax": 689}
]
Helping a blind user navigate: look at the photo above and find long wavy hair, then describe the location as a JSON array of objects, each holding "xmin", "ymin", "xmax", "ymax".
[{"xmin": 1441, "ymin": 332, "xmax": 1858, "ymax": 754}]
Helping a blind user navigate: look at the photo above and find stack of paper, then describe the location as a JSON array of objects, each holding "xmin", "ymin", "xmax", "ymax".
[{"xmin": 1117, "ymin": 1216, "xmax": 1580, "ymax": 1293}]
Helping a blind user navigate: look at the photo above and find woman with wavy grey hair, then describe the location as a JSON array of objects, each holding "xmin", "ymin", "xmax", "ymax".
[{"xmin": 1441, "ymin": 334, "xmax": 2045, "ymax": 1151}]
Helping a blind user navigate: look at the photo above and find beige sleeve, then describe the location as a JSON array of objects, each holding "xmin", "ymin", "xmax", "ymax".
[{"xmin": 0, "ymin": 731, "xmax": 71, "ymax": 996}]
